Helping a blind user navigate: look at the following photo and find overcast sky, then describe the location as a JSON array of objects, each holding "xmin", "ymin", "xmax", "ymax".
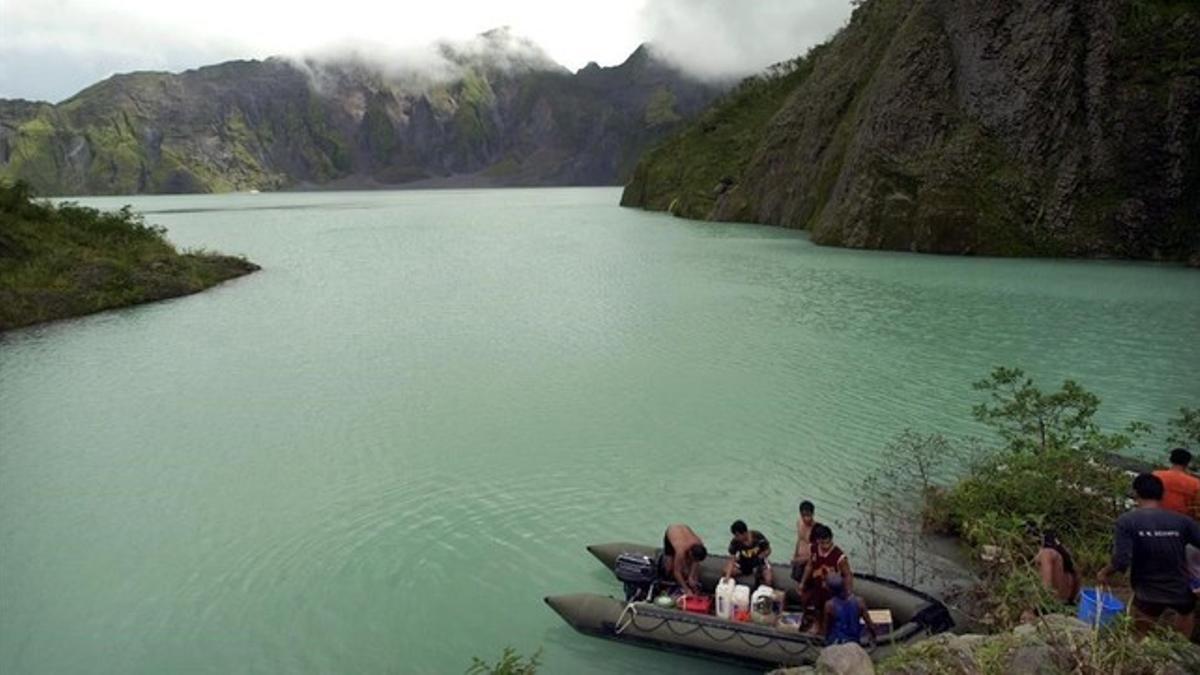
[{"xmin": 0, "ymin": 0, "xmax": 855, "ymax": 102}]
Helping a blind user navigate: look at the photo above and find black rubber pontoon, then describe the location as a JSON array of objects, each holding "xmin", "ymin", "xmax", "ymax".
[{"xmin": 543, "ymin": 542, "xmax": 954, "ymax": 669}]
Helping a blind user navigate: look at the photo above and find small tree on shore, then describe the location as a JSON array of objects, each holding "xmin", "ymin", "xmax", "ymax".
[
  {"xmin": 843, "ymin": 430, "xmax": 956, "ymax": 585},
  {"xmin": 467, "ymin": 647, "xmax": 542, "ymax": 675},
  {"xmin": 1167, "ymin": 407, "xmax": 1200, "ymax": 448},
  {"xmin": 971, "ymin": 366, "xmax": 1148, "ymax": 455}
]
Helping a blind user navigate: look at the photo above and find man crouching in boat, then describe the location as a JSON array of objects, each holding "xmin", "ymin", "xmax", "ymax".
[
  {"xmin": 796, "ymin": 524, "xmax": 854, "ymax": 636},
  {"xmin": 662, "ymin": 524, "xmax": 707, "ymax": 595},
  {"xmin": 722, "ymin": 519, "xmax": 774, "ymax": 587}
]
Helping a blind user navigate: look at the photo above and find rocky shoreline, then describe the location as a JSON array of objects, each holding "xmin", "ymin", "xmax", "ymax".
[{"xmin": 770, "ymin": 614, "xmax": 1200, "ymax": 675}]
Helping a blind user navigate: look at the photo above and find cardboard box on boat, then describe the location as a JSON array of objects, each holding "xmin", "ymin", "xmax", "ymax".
[{"xmin": 867, "ymin": 609, "xmax": 893, "ymax": 635}]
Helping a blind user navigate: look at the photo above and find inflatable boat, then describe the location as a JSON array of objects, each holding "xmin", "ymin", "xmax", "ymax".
[{"xmin": 543, "ymin": 542, "xmax": 954, "ymax": 669}]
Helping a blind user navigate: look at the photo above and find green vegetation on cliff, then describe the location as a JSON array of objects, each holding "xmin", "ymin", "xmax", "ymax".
[
  {"xmin": 623, "ymin": 0, "xmax": 1200, "ymax": 262},
  {"xmin": 0, "ymin": 36, "xmax": 723, "ymax": 196},
  {"xmin": 620, "ymin": 57, "xmax": 814, "ymax": 219},
  {"xmin": 0, "ymin": 181, "xmax": 258, "ymax": 330}
]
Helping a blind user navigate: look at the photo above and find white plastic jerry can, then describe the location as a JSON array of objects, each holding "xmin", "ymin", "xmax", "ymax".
[
  {"xmin": 715, "ymin": 577, "xmax": 737, "ymax": 620},
  {"xmin": 732, "ymin": 584, "xmax": 751, "ymax": 616},
  {"xmin": 751, "ymin": 585, "xmax": 776, "ymax": 624}
]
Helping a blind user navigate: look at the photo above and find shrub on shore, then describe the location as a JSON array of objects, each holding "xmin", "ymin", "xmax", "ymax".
[
  {"xmin": 933, "ymin": 368, "xmax": 1156, "ymax": 627},
  {"xmin": 848, "ymin": 367, "xmax": 1193, "ymax": 631},
  {"xmin": 1168, "ymin": 407, "xmax": 1200, "ymax": 448},
  {"xmin": 0, "ymin": 180, "xmax": 259, "ymax": 330},
  {"xmin": 856, "ymin": 367, "xmax": 1198, "ymax": 671},
  {"xmin": 466, "ymin": 647, "xmax": 541, "ymax": 675}
]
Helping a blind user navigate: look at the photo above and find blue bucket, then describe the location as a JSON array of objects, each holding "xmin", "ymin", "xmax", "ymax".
[{"xmin": 1076, "ymin": 587, "xmax": 1124, "ymax": 627}]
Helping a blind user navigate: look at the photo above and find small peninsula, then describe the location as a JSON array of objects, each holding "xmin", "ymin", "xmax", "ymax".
[{"xmin": 0, "ymin": 182, "xmax": 258, "ymax": 331}]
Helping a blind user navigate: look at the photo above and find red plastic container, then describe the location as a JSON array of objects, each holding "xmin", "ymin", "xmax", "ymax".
[{"xmin": 678, "ymin": 594, "xmax": 713, "ymax": 614}]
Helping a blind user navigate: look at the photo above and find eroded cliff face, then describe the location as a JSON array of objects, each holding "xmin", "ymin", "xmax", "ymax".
[
  {"xmin": 0, "ymin": 40, "xmax": 723, "ymax": 195},
  {"xmin": 623, "ymin": 0, "xmax": 1199, "ymax": 262}
]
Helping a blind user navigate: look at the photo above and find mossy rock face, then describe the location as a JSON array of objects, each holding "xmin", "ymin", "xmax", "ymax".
[
  {"xmin": 0, "ymin": 43, "xmax": 725, "ymax": 194},
  {"xmin": 622, "ymin": 0, "xmax": 1200, "ymax": 263}
]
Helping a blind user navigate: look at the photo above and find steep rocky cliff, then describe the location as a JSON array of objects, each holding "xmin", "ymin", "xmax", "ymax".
[
  {"xmin": 622, "ymin": 0, "xmax": 1200, "ymax": 262},
  {"xmin": 0, "ymin": 31, "xmax": 723, "ymax": 195}
]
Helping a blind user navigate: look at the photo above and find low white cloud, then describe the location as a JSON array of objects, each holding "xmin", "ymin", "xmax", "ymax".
[
  {"xmin": 290, "ymin": 28, "xmax": 569, "ymax": 97},
  {"xmin": 0, "ymin": 0, "xmax": 645, "ymax": 101},
  {"xmin": 0, "ymin": 0, "xmax": 856, "ymax": 102},
  {"xmin": 638, "ymin": 0, "xmax": 855, "ymax": 80}
]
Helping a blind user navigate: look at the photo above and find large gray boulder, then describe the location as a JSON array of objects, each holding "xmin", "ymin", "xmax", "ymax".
[{"xmin": 816, "ymin": 643, "xmax": 875, "ymax": 675}]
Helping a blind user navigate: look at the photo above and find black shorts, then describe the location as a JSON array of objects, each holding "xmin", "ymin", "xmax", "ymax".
[
  {"xmin": 790, "ymin": 561, "xmax": 807, "ymax": 582},
  {"xmin": 1133, "ymin": 595, "xmax": 1197, "ymax": 618},
  {"xmin": 736, "ymin": 558, "xmax": 766, "ymax": 576}
]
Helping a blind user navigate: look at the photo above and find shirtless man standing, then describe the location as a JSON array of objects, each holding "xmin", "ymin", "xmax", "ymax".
[
  {"xmin": 662, "ymin": 524, "xmax": 708, "ymax": 594},
  {"xmin": 792, "ymin": 501, "xmax": 821, "ymax": 582}
]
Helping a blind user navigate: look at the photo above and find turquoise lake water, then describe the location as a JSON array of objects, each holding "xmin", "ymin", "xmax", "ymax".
[{"xmin": 1, "ymin": 188, "xmax": 1197, "ymax": 673}]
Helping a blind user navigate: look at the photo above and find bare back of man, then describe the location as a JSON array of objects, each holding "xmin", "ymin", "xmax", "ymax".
[
  {"xmin": 1035, "ymin": 547, "xmax": 1080, "ymax": 603},
  {"xmin": 663, "ymin": 524, "xmax": 707, "ymax": 594}
]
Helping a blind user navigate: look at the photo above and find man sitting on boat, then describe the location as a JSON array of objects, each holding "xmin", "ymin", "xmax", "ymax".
[
  {"xmin": 661, "ymin": 524, "xmax": 707, "ymax": 595},
  {"xmin": 796, "ymin": 524, "xmax": 854, "ymax": 635},
  {"xmin": 722, "ymin": 520, "xmax": 774, "ymax": 587},
  {"xmin": 824, "ymin": 574, "xmax": 876, "ymax": 646}
]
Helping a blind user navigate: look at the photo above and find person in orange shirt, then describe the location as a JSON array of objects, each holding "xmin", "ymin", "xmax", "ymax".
[{"xmin": 1153, "ymin": 448, "xmax": 1200, "ymax": 519}]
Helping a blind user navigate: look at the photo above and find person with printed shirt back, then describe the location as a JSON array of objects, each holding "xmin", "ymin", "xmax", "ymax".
[
  {"xmin": 1098, "ymin": 473, "xmax": 1200, "ymax": 638},
  {"xmin": 722, "ymin": 519, "xmax": 774, "ymax": 587}
]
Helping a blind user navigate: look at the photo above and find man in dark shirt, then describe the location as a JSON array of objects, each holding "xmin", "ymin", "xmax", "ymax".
[
  {"xmin": 723, "ymin": 520, "xmax": 774, "ymax": 586},
  {"xmin": 1099, "ymin": 473, "xmax": 1200, "ymax": 637}
]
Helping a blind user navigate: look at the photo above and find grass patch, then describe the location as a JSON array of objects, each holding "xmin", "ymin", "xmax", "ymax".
[{"xmin": 0, "ymin": 180, "xmax": 259, "ymax": 331}]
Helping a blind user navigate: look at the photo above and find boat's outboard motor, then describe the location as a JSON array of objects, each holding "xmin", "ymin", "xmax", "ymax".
[{"xmin": 614, "ymin": 552, "xmax": 658, "ymax": 602}]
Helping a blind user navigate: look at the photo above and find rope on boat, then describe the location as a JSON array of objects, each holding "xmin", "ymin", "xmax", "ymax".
[
  {"xmin": 615, "ymin": 608, "xmax": 820, "ymax": 657},
  {"xmin": 614, "ymin": 601, "xmax": 639, "ymax": 635}
]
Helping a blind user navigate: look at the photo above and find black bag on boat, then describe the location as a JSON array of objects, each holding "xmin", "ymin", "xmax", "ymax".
[{"xmin": 615, "ymin": 552, "xmax": 658, "ymax": 602}]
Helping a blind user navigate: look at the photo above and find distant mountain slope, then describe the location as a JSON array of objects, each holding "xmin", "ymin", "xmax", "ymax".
[
  {"xmin": 622, "ymin": 0, "xmax": 1200, "ymax": 263},
  {"xmin": 0, "ymin": 32, "xmax": 724, "ymax": 195}
]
